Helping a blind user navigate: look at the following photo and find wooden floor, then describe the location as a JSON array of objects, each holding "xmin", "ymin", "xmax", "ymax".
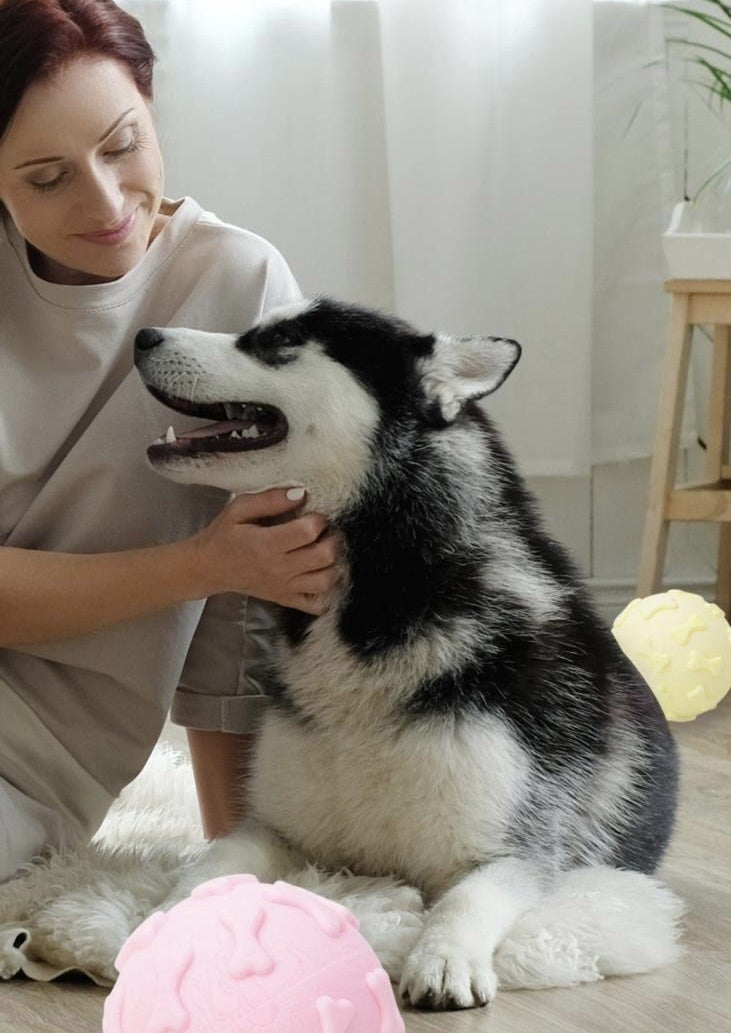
[{"xmin": 1, "ymin": 701, "xmax": 729, "ymax": 1033}]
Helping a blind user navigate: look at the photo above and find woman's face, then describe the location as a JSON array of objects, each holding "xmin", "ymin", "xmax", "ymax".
[{"xmin": 0, "ymin": 56, "xmax": 165, "ymax": 285}]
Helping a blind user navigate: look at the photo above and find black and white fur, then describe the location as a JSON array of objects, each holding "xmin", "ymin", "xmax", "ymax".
[{"xmin": 133, "ymin": 299, "xmax": 681, "ymax": 1010}]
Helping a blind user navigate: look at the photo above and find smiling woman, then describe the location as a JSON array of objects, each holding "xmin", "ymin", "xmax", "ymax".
[
  {"xmin": 0, "ymin": 0, "xmax": 164, "ymax": 284},
  {"xmin": 0, "ymin": 0, "xmax": 338, "ymax": 886},
  {"xmin": 0, "ymin": 58, "xmax": 166, "ymax": 284}
]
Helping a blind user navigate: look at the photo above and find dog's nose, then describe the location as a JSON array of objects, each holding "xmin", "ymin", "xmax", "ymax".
[{"xmin": 134, "ymin": 328, "xmax": 166, "ymax": 353}]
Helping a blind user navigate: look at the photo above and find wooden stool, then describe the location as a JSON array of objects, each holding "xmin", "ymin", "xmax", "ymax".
[{"xmin": 638, "ymin": 280, "xmax": 731, "ymax": 614}]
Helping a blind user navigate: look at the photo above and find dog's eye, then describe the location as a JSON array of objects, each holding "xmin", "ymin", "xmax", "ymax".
[{"xmin": 260, "ymin": 329, "xmax": 301, "ymax": 366}]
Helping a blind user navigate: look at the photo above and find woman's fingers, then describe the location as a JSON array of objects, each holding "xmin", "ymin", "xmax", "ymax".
[
  {"xmin": 191, "ymin": 488, "xmax": 341, "ymax": 610},
  {"xmin": 290, "ymin": 565, "xmax": 340, "ymax": 596},
  {"xmin": 227, "ymin": 487, "xmax": 309, "ymax": 523},
  {"xmin": 286, "ymin": 531, "xmax": 339, "ymax": 572},
  {"xmin": 267, "ymin": 512, "xmax": 330, "ymax": 551}
]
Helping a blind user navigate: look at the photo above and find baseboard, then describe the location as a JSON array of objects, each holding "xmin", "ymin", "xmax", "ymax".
[{"xmin": 587, "ymin": 576, "xmax": 716, "ymax": 624}]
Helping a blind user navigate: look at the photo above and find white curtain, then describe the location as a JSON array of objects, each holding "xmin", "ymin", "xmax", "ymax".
[
  {"xmin": 592, "ymin": 1, "xmax": 681, "ymax": 465},
  {"xmin": 123, "ymin": 0, "xmax": 594, "ymax": 478},
  {"xmin": 122, "ymin": 1, "xmax": 719, "ymax": 474}
]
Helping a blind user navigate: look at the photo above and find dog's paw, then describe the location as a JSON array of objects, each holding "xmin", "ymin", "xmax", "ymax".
[{"xmin": 399, "ymin": 930, "xmax": 497, "ymax": 1010}]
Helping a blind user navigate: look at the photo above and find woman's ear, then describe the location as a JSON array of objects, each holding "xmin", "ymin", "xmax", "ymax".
[{"xmin": 417, "ymin": 332, "xmax": 521, "ymax": 424}]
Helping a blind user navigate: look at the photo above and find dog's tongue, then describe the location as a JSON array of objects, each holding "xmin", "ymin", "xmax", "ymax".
[{"xmin": 178, "ymin": 420, "xmax": 248, "ymax": 440}]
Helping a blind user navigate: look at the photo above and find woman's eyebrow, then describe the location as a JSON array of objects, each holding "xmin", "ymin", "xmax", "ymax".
[{"xmin": 13, "ymin": 107, "xmax": 136, "ymax": 169}]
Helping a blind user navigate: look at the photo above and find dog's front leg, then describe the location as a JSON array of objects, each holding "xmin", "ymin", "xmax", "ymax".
[
  {"xmin": 160, "ymin": 820, "xmax": 304, "ymax": 912},
  {"xmin": 399, "ymin": 858, "xmax": 544, "ymax": 1010}
]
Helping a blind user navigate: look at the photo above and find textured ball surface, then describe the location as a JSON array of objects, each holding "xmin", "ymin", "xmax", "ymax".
[
  {"xmin": 102, "ymin": 874, "xmax": 404, "ymax": 1033},
  {"xmin": 612, "ymin": 589, "xmax": 731, "ymax": 721}
]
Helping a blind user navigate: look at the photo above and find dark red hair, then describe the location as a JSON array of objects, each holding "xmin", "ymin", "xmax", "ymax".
[{"xmin": 0, "ymin": 0, "xmax": 156, "ymax": 141}]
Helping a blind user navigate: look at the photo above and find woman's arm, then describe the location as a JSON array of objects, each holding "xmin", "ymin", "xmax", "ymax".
[
  {"xmin": 0, "ymin": 539, "xmax": 202, "ymax": 646},
  {"xmin": 0, "ymin": 489, "xmax": 338, "ymax": 647}
]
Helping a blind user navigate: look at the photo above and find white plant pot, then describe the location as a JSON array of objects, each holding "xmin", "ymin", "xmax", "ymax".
[{"xmin": 663, "ymin": 200, "xmax": 731, "ymax": 280}]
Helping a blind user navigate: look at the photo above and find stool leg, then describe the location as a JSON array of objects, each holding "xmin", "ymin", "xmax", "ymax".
[
  {"xmin": 637, "ymin": 292, "xmax": 693, "ymax": 597},
  {"xmin": 706, "ymin": 325, "xmax": 730, "ymax": 480},
  {"xmin": 708, "ymin": 325, "xmax": 731, "ymax": 613},
  {"xmin": 718, "ymin": 524, "xmax": 731, "ymax": 617}
]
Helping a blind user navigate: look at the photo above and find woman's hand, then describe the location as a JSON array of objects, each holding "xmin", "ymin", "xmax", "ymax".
[{"xmin": 188, "ymin": 488, "xmax": 339, "ymax": 615}]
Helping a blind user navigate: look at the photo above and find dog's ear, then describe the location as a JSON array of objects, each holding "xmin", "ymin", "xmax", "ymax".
[{"xmin": 417, "ymin": 333, "xmax": 521, "ymax": 424}]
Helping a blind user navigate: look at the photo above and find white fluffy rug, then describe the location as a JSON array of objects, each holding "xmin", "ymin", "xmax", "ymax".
[{"xmin": 0, "ymin": 743, "xmax": 685, "ymax": 992}]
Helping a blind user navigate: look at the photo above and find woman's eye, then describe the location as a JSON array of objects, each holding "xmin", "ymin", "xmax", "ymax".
[
  {"xmin": 106, "ymin": 135, "xmax": 138, "ymax": 158},
  {"xmin": 30, "ymin": 173, "xmax": 66, "ymax": 192},
  {"xmin": 27, "ymin": 132, "xmax": 139, "ymax": 192}
]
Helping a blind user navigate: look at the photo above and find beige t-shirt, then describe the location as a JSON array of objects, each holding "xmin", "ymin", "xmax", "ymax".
[{"xmin": 0, "ymin": 196, "xmax": 300, "ymax": 816}]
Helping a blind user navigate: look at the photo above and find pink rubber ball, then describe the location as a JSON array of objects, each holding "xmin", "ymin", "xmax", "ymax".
[{"xmin": 102, "ymin": 873, "xmax": 404, "ymax": 1033}]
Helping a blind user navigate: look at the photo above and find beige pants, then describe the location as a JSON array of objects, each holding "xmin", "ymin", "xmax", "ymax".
[
  {"xmin": 0, "ymin": 676, "xmax": 113, "ymax": 879},
  {"xmin": 0, "ymin": 777, "xmax": 65, "ymax": 884}
]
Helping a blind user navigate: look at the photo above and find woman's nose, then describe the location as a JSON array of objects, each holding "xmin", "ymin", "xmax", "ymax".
[{"xmin": 78, "ymin": 166, "xmax": 126, "ymax": 223}]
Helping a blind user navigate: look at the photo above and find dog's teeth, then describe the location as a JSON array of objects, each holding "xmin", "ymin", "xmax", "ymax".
[
  {"xmin": 241, "ymin": 425, "xmax": 259, "ymax": 438},
  {"xmin": 231, "ymin": 431, "xmax": 240, "ymax": 439},
  {"xmin": 165, "ymin": 425, "xmax": 176, "ymax": 444}
]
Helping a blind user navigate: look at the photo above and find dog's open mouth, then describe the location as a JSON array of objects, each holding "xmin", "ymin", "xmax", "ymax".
[{"xmin": 145, "ymin": 385, "xmax": 288, "ymax": 458}]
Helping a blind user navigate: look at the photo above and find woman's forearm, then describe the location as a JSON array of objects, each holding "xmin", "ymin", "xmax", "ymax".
[
  {"xmin": 0, "ymin": 489, "xmax": 340, "ymax": 649},
  {"xmin": 0, "ymin": 541, "xmax": 206, "ymax": 647}
]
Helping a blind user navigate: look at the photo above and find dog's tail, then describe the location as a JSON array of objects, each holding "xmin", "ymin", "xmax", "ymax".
[{"xmin": 493, "ymin": 865, "xmax": 685, "ymax": 989}]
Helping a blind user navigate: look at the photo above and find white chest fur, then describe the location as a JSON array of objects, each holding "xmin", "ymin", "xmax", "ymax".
[{"xmin": 250, "ymin": 678, "xmax": 531, "ymax": 899}]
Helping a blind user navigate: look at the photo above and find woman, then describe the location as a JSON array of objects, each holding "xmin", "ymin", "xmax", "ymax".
[{"xmin": 0, "ymin": 0, "xmax": 337, "ymax": 883}]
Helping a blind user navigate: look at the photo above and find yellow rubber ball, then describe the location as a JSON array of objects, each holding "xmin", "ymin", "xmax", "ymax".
[{"xmin": 612, "ymin": 589, "xmax": 731, "ymax": 722}]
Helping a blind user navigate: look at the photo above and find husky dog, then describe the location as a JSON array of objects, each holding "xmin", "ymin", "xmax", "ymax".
[{"xmin": 133, "ymin": 299, "xmax": 680, "ymax": 1010}]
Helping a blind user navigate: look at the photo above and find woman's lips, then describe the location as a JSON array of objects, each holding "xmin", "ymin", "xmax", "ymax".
[{"xmin": 77, "ymin": 209, "xmax": 137, "ymax": 245}]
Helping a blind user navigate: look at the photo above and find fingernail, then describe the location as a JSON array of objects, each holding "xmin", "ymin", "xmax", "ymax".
[{"xmin": 286, "ymin": 486, "xmax": 306, "ymax": 501}]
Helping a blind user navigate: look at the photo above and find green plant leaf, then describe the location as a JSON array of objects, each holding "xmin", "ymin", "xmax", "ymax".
[
  {"xmin": 697, "ymin": 0, "xmax": 731, "ymax": 19},
  {"xmin": 667, "ymin": 6, "xmax": 731, "ymax": 41},
  {"xmin": 697, "ymin": 57, "xmax": 731, "ymax": 100},
  {"xmin": 693, "ymin": 155, "xmax": 731, "ymax": 202},
  {"xmin": 665, "ymin": 1, "xmax": 731, "ymax": 106},
  {"xmin": 667, "ymin": 37, "xmax": 731, "ymax": 64}
]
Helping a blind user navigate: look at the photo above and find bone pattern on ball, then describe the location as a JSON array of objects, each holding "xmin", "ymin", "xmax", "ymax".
[
  {"xmin": 102, "ymin": 874, "xmax": 405, "ymax": 1033},
  {"xmin": 612, "ymin": 589, "xmax": 731, "ymax": 722}
]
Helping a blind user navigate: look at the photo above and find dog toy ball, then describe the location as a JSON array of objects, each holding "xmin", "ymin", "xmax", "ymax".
[
  {"xmin": 612, "ymin": 589, "xmax": 731, "ymax": 721},
  {"xmin": 102, "ymin": 873, "xmax": 404, "ymax": 1033}
]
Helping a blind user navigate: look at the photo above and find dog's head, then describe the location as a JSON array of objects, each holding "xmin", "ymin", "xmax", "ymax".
[{"xmin": 134, "ymin": 298, "xmax": 520, "ymax": 512}]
